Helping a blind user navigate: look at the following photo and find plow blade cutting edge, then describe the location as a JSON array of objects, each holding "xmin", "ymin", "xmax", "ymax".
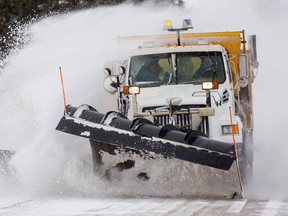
[{"xmin": 56, "ymin": 105, "xmax": 243, "ymax": 198}]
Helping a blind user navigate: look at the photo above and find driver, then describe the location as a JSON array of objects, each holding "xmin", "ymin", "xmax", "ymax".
[
  {"xmin": 136, "ymin": 60, "xmax": 163, "ymax": 82},
  {"xmin": 192, "ymin": 57, "xmax": 213, "ymax": 80}
]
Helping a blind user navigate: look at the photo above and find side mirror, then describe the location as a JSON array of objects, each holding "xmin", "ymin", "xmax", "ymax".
[
  {"xmin": 118, "ymin": 66, "xmax": 126, "ymax": 75},
  {"xmin": 238, "ymin": 55, "xmax": 248, "ymax": 88},
  {"xmin": 103, "ymin": 61, "xmax": 127, "ymax": 76},
  {"xmin": 104, "ymin": 68, "xmax": 112, "ymax": 76},
  {"xmin": 103, "ymin": 76, "xmax": 118, "ymax": 94}
]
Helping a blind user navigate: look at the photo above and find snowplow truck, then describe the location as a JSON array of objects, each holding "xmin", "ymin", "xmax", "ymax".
[{"xmin": 56, "ymin": 21, "xmax": 258, "ymax": 199}]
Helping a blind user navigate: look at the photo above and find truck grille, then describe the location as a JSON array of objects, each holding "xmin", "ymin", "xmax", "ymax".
[{"xmin": 154, "ymin": 113, "xmax": 192, "ymax": 128}]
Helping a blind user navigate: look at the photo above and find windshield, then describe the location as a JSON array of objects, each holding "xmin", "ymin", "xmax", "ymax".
[{"xmin": 129, "ymin": 52, "xmax": 226, "ymax": 87}]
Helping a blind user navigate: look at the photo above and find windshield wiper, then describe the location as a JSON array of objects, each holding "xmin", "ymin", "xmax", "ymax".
[
  {"xmin": 134, "ymin": 81, "xmax": 162, "ymax": 87},
  {"xmin": 180, "ymin": 80, "xmax": 200, "ymax": 84}
]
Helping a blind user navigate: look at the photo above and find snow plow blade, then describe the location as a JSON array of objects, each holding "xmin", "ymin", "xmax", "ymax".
[{"xmin": 56, "ymin": 105, "xmax": 243, "ymax": 198}]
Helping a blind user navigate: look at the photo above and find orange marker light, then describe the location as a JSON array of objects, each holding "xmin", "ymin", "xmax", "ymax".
[{"xmin": 123, "ymin": 86, "xmax": 130, "ymax": 95}]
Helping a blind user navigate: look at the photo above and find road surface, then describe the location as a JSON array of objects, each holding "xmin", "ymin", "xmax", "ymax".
[{"xmin": 0, "ymin": 198, "xmax": 287, "ymax": 216}]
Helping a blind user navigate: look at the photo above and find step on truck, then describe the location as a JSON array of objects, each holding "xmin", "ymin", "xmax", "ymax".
[{"xmin": 56, "ymin": 19, "xmax": 258, "ymax": 199}]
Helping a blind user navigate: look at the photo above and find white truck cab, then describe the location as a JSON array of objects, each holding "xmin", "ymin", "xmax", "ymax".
[{"xmin": 108, "ymin": 44, "xmax": 242, "ymax": 144}]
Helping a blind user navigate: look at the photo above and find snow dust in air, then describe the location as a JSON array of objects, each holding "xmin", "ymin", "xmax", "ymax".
[{"xmin": 0, "ymin": 0, "xmax": 288, "ymax": 199}]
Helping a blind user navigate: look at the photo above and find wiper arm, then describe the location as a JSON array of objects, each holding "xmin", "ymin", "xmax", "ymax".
[
  {"xmin": 135, "ymin": 81, "xmax": 159, "ymax": 85},
  {"xmin": 180, "ymin": 80, "xmax": 199, "ymax": 84},
  {"xmin": 134, "ymin": 81, "xmax": 161, "ymax": 87}
]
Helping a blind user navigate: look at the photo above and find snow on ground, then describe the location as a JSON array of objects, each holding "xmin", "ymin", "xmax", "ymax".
[{"xmin": 1, "ymin": 198, "xmax": 288, "ymax": 215}]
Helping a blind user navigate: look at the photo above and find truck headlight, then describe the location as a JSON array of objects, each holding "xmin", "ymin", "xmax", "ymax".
[
  {"xmin": 202, "ymin": 81, "xmax": 219, "ymax": 90},
  {"xmin": 221, "ymin": 124, "xmax": 239, "ymax": 135},
  {"xmin": 123, "ymin": 86, "xmax": 140, "ymax": 95}
]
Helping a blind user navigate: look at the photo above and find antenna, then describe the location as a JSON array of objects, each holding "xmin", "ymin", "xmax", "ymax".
[{"xmin": 59, "ymin": 67, "xmax": 67, "ymax": 110}]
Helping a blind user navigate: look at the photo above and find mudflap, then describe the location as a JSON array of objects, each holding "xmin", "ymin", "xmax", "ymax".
[
  {"xmin": 237, "ymin": 129, "xmax": 254, "ymax": 186},
  {"xmin": 56, "ymin": 105, "xmax": 243, "ymax": 198}
]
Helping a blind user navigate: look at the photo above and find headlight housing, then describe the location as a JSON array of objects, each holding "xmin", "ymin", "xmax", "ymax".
[
  {"xmin": 221, "ymin": 124, "xmax": 239, "ymax": 135},
  {"xmin": 123, "ymin": 86, "xmax": 140, "ymax": 95},
  {"xmin": 202, "ymin": 81, "xmax": 219, "ymax": 90}
]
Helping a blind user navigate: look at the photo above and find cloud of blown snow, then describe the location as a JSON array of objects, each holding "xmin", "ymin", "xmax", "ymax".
[{"xmin": 0, "ymin": 0, "xmax": 288, "ymax": 199}]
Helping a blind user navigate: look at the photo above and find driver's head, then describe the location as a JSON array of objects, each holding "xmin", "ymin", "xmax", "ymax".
[
  {"xmin": 201, "ymin": 57, "xmax": 212, "ymax": 67},
  {"xmin": 148, "ymin": 61, "xmax": 162, "ymax": 74}
]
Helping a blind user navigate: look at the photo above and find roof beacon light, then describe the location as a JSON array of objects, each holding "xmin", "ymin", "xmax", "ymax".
[
  {"xmin": 182, "ymin": 19, "xmax": 193, "ymax": 29},
  {"xmin": 163, "ymin": 20, "xmax": 173, "ymax": 30}
]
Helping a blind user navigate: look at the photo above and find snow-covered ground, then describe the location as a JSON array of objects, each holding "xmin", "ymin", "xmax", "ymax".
[
  {"xmin": 1, "ymin": 198, "xmax": 288, "ymax": 215},
  {"xmin": 1, "ymin": 0, "xmax": 288, "ymax": 215}
]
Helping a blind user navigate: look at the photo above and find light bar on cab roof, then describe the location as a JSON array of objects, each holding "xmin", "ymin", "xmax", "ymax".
[
  {"xmin": 163, "ymin": 20, "xmax": 173, "ymax": 30},
  {"xmin": 182, "ymin": 19, "xmax": 193, "ymax": 29},
  {"xmin": 163, "ymin": 19, "xmax": 193, "ymax": 31}
]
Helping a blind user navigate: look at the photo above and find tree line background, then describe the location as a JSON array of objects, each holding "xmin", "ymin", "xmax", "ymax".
[
  {"xmin": 0, "ymin": 0, "xmax": 125, "ymax": 60},
  {"xmin": 0, "ymin": 0, "xmax": 183, "ymax": 61}
]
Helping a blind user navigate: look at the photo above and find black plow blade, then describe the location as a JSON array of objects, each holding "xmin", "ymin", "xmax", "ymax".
[{"xmin": 56, "ymin": 105, "xmax": 236, "ymax": 171}]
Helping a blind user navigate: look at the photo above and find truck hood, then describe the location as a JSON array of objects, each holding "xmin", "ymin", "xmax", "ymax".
[{"xmin": 136, "ymin": 84, "xmax": 207, "ymax": 111}]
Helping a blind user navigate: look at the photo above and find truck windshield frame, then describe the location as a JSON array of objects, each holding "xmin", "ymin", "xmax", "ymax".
[{"xmin": 129, "ymin": 51, "xmax": 226, "ymax": 87}]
